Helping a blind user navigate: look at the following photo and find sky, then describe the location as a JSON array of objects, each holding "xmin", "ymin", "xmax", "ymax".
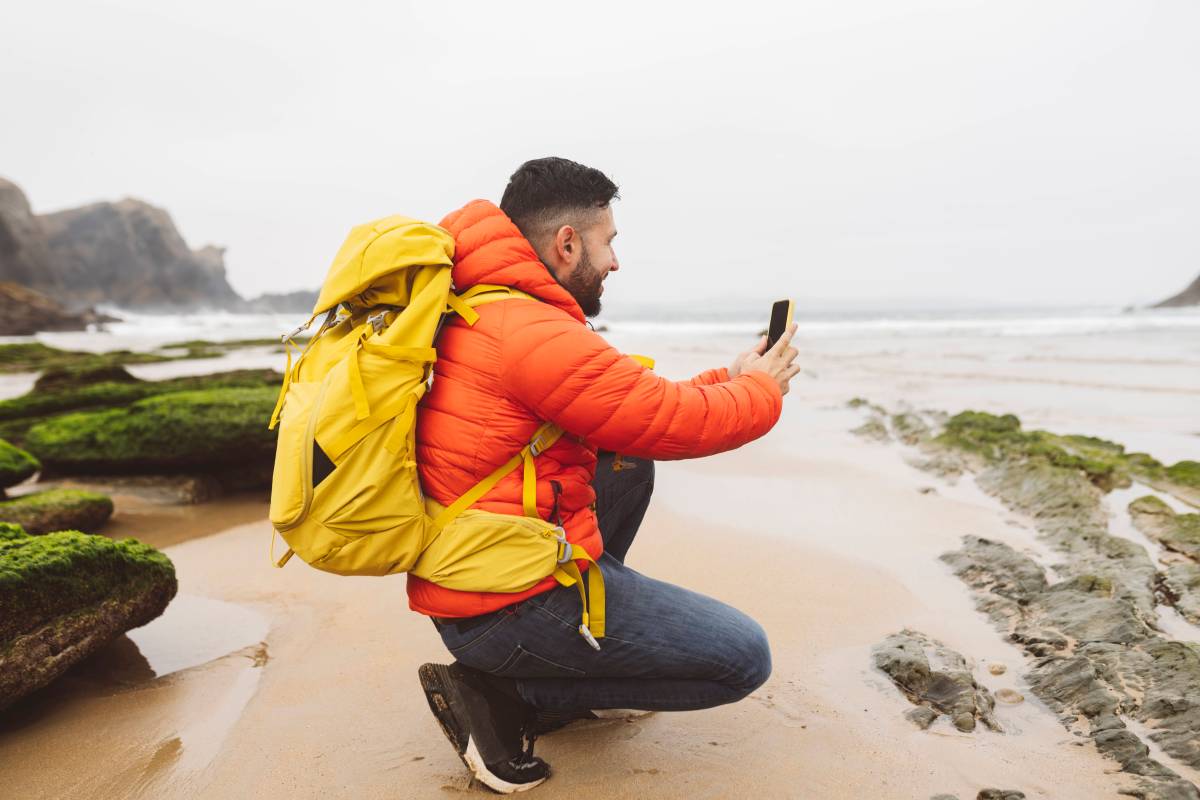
[{"xmin": 3, "ymin": 0, "xmax": 1198, "ymax": 312}]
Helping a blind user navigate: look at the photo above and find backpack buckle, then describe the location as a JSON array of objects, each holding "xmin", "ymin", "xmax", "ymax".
[
  {"xmin": 553, "ymin": 527, "xmax": 573, "ymax": 563},
  {"xmin": 530, "ymin": 431, "xmax": 552, "ymax": 457},
  {"xmin": 368, "ymin": 311, "xmax": 387, "ymax": 335}
]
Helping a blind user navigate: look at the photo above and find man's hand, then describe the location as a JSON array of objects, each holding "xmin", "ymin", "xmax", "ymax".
[
  {"xmin": 729, "ymin": 335, "xmax": 769, "ymax": 379},
  {"xmin": 735, "ymin": 323, "xmax": 801, "ymax": 396}
]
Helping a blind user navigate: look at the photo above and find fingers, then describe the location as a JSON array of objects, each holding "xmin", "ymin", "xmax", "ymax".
[
  {"xmin": 768, "ymin": 322, "xmax": 798, "ymax": 355},
  {"xmin": 754, "ymin": 334, "xmax": 769, "ymax": 355}
]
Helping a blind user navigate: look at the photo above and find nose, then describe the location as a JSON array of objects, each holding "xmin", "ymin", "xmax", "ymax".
[{"xmin": 610, "ymin": 254, "xmax": 620, "ymax": 273}]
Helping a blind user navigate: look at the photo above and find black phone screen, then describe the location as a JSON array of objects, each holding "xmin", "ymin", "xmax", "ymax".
[{"xmin": 766, "ymin": 299, "xmax": 793, "ymax": 350}]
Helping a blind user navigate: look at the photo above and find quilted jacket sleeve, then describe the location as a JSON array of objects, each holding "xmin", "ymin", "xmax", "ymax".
[
  {"xmin": 500, "ymin": 302, "xmax": 782, "ymax": 460},
  {"xmin": 687, "ymin": 367, "xmax": 729, "ymax": 386}
]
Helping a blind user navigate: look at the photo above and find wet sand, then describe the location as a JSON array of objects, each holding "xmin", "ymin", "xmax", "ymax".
[{"xmin": 2, "ymin": 327, "xmax": 1197, "ymax": 799}]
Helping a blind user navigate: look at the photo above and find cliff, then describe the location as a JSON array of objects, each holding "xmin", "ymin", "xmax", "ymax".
[
  {"xmin": 1153, "ymin": 273, "xmax": 1200, "ymax": 308},
  {"xmin": 0, "ymin": 177, "xmax": 243, "ymax": 311}
]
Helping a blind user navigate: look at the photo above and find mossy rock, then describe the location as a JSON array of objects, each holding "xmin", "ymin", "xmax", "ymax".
[
  {"xmin": 0, "ymin": 523, "xmax": 176, "ymax": 709},
  {"xmin": 0, "ymin": 342, "xmax": 171, "ymax": 375},
  {"xmin": 1129, "ymin": 495, "xmax": 1200, "ymax": 561},
  {"xmin": 0, "ymin": 438, "xmax": 40, "ymax": 491},
  {"xmin": 936, "ymin": 411, "xmax": 1137, "ymax": 491},
  {"xmin": 1166, "ymin": 461, "xmax": 1200, "ymax": 488},
  {"xmin": 0, "ymin": 489, "xmax": 114, "ymax": 535},
  {"xmin": 0, "ymin": 369, "xmax": 282, "ymax": 447},
  {"xmin": 23, "ymin": 386, "xmax": 279, "ymax": 475}
]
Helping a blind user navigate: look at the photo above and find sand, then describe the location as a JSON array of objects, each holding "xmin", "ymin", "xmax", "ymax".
[{"xmin": 2, "ymin": 325, "xmax": 1197, "ymax": 799}]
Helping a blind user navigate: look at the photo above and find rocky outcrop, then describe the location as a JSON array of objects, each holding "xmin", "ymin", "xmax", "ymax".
[
  {"xmin": 39, "ymin": 197, "xmax": 241, "ymax": 309},
  {"xmin": 244, "ymin": 288, "xmax": 319, "ymax": 314},
  {"xmin": 0, "ymin": 177, "xmax": 242, "ymax": 312},
  {"xmin": 0, "ymin": 282, "xmax": 118, "ymax": 336},
  {"xmin": 0, "ymin": 488, "xmax": 113, "ymax": 534},
  {"xmin": 0, "ymin": 438, "xmax": 39, "ymax": 497},
  {"xmin": 1154, "ymin": 274, "xmax": 1200, "ymax": 308},
  {"xmin": 0, "ymin": 179, "xmax": 56, "ymax": 293},
  {"xmin": 0, "ymin": 522, "xmax": 175, "ymax": 709},
  {"xmin": 0, "ymin": 366, "xmax": 280, "ymax": 448},
  {"xmin": 852, "ymin": 403, "xmax": 1200, "ymax": 800},
  {"xmin": 22, "ymin": 386, "xmax": 278, "ymax": 483},
  {"xmin": 872, "ymin": 629, "xmax": 1001, "ymax": 733}
]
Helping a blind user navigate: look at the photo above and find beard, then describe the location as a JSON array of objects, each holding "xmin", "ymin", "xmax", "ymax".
[{"xmin": 556, "ymin": 245, "xmax": 604, "ymax": 318}]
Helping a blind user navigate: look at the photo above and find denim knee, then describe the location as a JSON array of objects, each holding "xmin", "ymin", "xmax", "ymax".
[{"xmin": 729, "ymin": 617, "xmax": 772, "ymax": 697}]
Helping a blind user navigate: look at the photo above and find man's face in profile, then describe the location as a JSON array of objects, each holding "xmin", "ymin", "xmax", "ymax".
[{"xmin": 558, "ymin": 206, "xmax": 619, "ymax": 318}]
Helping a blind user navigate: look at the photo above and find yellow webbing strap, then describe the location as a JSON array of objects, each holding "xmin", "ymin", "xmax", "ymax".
[
  {"xmin": 270, "ymin": 529, "xmax": 295, "ymax": 568},
  {"xmin": 268, "ymin": 339, "xmax": 296, "ymax": 430},
  {"xmin": 324, "ymin": 392, "xmax": 414, "ymax": 462},
  {"xmin": 629, "ymin": 353, "xmax": 655, "ymax": 370},
  {"xmin": 445, "ymin": 292, "xmax": 479, "ymax": 325},
  {"xmin": 431, "ymin": 422, "xmax": 563, "ymax": 533},
  {"xmin": 382, "ymin": 393, "xmax": 418, "ymax": 455},
  {"xmin": 552, "ymin": 544, "xmax": 606, "ymax": 642}
]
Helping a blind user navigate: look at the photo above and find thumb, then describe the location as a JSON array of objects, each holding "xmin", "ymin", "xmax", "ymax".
[{"xmin": 755, "ymin": 334, "xmax": 768, "ymax": 354}]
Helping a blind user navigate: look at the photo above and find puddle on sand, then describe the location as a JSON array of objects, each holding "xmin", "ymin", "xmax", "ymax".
[{"xmin": 128, "ymin": 593, "xmax": 270, "ymax": 678}]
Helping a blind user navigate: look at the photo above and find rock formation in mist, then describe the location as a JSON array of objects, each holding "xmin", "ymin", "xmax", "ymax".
[
  {"xmin": 0, "ymin": 177, "xmax": 243, "ymax": 312},
  {"xmin": 0, "ymin": 282, "xmax": 117, "ymax": 336},
  {"xmin": 1153, "ymin": 272, "xmax": 1200, "ymax": 308},
  {"xmin": 244, "ymin": 288, "xmax": 320, "ymax": 313}
]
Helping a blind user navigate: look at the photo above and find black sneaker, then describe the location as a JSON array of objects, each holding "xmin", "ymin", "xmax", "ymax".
[{"xmin": 418, "ymin": 662, "xmax": 550, "ymax": 794}]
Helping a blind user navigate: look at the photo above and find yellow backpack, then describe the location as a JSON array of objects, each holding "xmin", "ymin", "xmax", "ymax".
[{"xmin": 267, "ymin": 215, "xmax": 606, "ymax": 647}]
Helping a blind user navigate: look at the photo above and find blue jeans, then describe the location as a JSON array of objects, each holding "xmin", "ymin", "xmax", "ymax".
[{"xmin": 433, "ymin": 451, "xmax": 772, "ymax": 712}]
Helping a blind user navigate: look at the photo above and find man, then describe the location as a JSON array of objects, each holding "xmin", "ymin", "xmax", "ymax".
[{"xmin": 413, "ymin": 157, "xmax": 800, "ymax": 792}]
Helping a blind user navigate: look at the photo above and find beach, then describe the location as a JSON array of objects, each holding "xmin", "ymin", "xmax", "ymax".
[{"xmin": 1, "ymin": 314, "xmax": 1198, "ymax": 799}]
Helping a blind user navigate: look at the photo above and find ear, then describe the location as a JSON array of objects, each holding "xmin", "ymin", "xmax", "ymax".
[{"xmin": 552, "ymin": 224, "xmax": 580, "ymax": 270}]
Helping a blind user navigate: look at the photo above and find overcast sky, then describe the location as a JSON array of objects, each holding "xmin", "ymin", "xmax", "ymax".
[{"xmin": 3, "ymin": 1, "xmax": 1198, "ymax": 311}]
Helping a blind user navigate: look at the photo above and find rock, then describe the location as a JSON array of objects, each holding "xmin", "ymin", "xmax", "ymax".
[
  {"xmin": 977, "ymin": 791, "xmax": 1025, "ymax": 800},
  {"xmin": 895, "ymin": 407, "xmax": 1200, "ymax": 796},
  {"xmin": 1162, "ymin": 563, "xmax": 1200, "ymax": 626},
  {"xmin": 0, "ymin": 438, "xmax": 39, "ymax": 494},
  {"xmin": 872, "ymin": 629, "xmax": 1001, "ymax": 733},
  {"xmin": 0, "ymin": 177, "xmax": 243, "ymax": 311},
  {"xmin": 0, "ymin": 282, "xmax": 117, "ymax": 336},
  {"xmin": 0, "ymin": 366, "xmax": 281, "ymax": 447},
  {"xmin": 0, "ymin": 522, "xmax": 176, "ymax": 709},
  {"xmin": 1130, "ymin": 496, "xmax": 1200, "ymax": 561},
  {"xmin": 852, "ymin": 417, "xmax": 890, "ymax": 442},
  {"xmin": 0, "ymin": 488, "xmax": 113, "ymax": 534},
  {"xmin": 39, "ymin": 197, "xmax": 243, "ymax": 310},
  {"xmin": 1154, "ymin": 272, "xmax": 1200, "ymax": 308},
  {"xmin": 244, "ymin": 288, "xmax": 319, "ymax": 313},
  {"xmin": 994, "ymin": 688, "xmax": 1024, "ymax": 704},
  {"xmin": 906, "ymin": 706, "xmax": 938, "ymax": 729},
  {"xmin": 988, "ymin": 663, "xmax": 1007, "ymax": 675},
  {"xmin": 22, "ymin": 386, "xmax": 278, "ymax": 481},
  {"xmin": 891, "ymin": 411, "xmax": 932, "ymax": 445}
]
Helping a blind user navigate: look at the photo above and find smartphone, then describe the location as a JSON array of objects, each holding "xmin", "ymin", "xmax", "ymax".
[{"xmin": 766, "ymin": 299, "xmax": 794, "ymax": 350}]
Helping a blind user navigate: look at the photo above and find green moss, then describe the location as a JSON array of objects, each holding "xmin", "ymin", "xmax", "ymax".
[
  {"xmin": 0, "ymin": 439, "xmax": 40, "ymax": 491},
  {"xmin": 0, "ymin": 343, "xmax": 172, "ymax": 374},
  {"xmin": 1166, "ymin": 461, "xmax": 1200, "ymax": 488},
  {"xmin": 936, "ymin": 411, "xmax": 1121, "ymax": 488},
  {"xmin": 0, "ymin": 489, "xmax": 114, "ymax": 535},
  {"xmin": 23, "ymin": 386, "xmax": 279, "ymax": 473},
  {"xmin": 0, "ymin": 369, "xmax": 282, "ymax": 446},
  {"xmin": 0, "ymin": 525, "xmax": 175, "ymax": 645}
]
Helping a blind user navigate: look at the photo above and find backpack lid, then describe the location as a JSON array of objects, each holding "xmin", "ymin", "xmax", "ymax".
[{"xmin": 312, "ymin": 215, "xmax": 455, "ymax": 315}]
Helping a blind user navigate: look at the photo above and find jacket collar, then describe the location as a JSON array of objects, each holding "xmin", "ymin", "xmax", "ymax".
[{"xmin": 439, "ymin": 200, "xmax": 584, "ymax": 323}]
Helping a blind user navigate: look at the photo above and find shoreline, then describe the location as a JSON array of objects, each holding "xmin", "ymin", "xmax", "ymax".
[{"xmin": 1, "ymin": 326, "xmax": 1197, "ymax": 798}]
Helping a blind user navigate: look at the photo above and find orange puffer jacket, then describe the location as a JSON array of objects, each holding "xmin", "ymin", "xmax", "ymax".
[{"xmin": 408, "ymin": 200, "xmax": 783, "ymax": 617}]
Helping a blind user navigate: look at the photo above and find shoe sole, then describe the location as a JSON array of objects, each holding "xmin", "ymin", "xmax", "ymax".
[{"xmin": 418, "ymin": 663, "xmax": 547, "ymax": 795}]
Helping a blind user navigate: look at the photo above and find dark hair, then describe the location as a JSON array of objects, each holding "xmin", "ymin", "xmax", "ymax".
[{"xmin": 500, "ymin": 157, "xmax": 619, "ymax": 242}]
